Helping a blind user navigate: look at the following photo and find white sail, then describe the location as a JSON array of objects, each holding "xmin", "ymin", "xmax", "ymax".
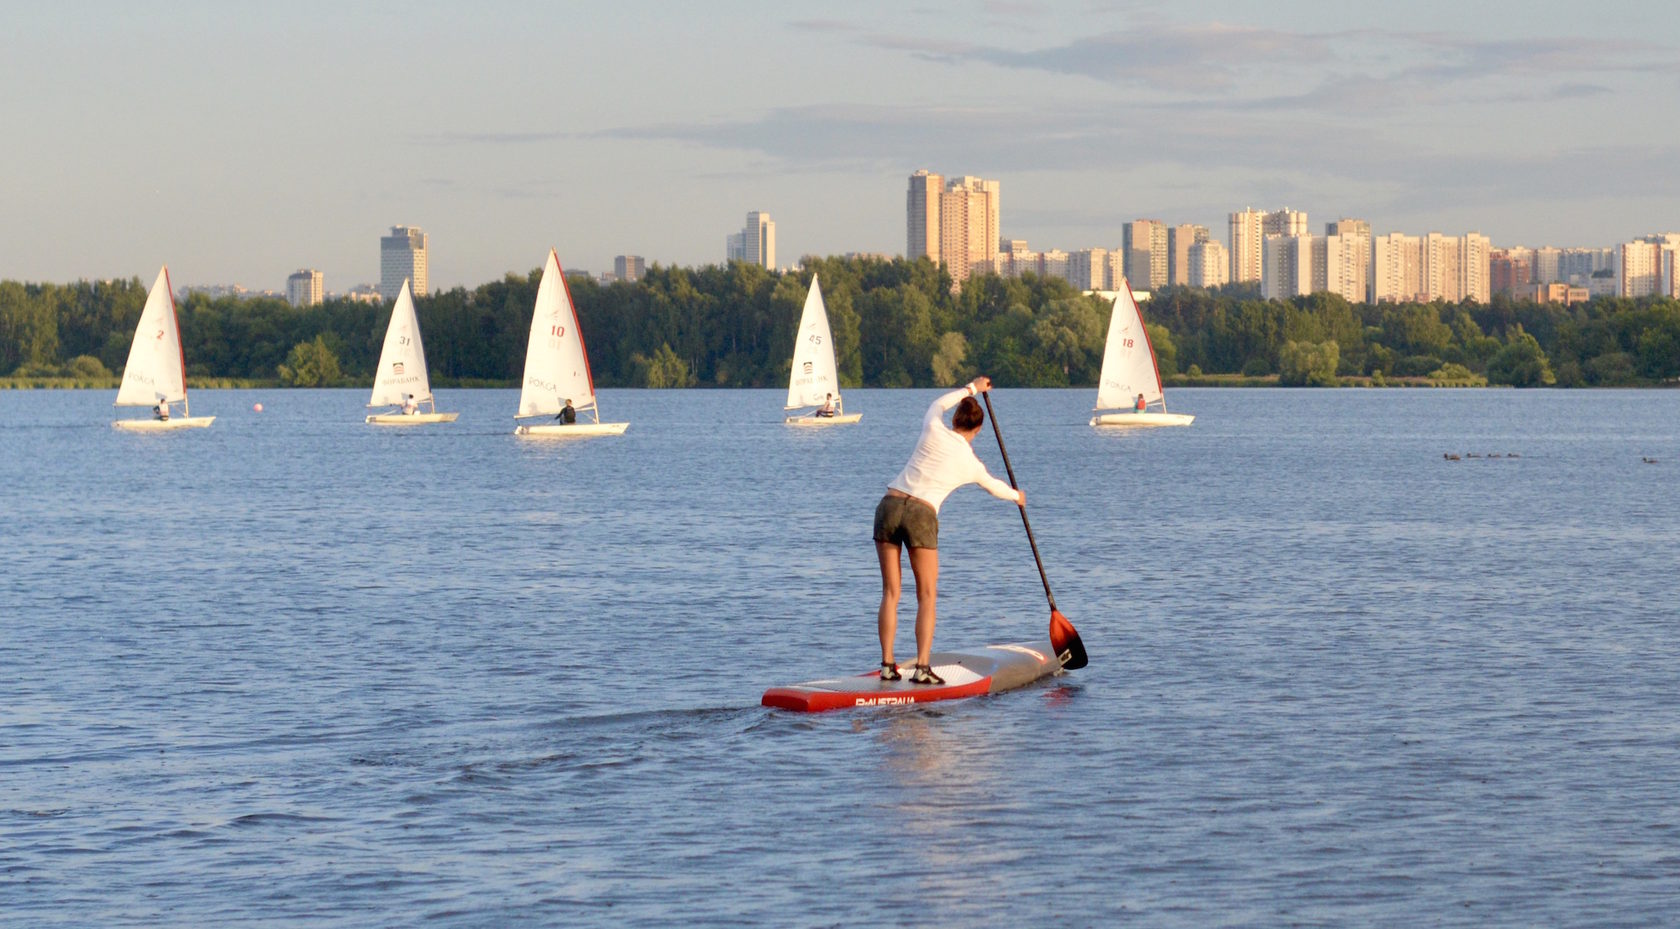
[
  {"xmin": 517, "ymin": 250, "xmax": 597, "ymax": 418},
  {"xmin": 115, "ymin": 266, "xmax": 188, "ymax": 407},
  {"xmin": 785, "ymin": 274, "xmax": 841, "ymax": 410},
  {"xmin": 1093, "ymin": 279, "xmax": 1165, "ymax": 411},
  {"xmin": 368, "ymin": 280, "xmax": 432, "ymax": 408}
]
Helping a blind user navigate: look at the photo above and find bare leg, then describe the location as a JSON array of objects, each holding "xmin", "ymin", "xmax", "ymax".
[
  {"xmin": 876, "ymin": 541, "xmax": 902, "ymax": 664},
  {"xmin": 907, "ymin": 546, "xmax": 940, "ymax": 666}
]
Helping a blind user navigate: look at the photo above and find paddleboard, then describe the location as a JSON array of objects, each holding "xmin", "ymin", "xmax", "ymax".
[{"xmin": 762, "ymin": 640, "xmax": 1063, "ymax": 712}]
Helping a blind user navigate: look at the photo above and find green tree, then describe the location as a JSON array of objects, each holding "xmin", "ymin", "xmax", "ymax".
[
  {"xmin": 1428, "ymin": 362, "xmax": 1485, "ymax": 386},
  {"xmin": 1278, "ymin": 340, "xmax": 1340, "ymax": 386},
  {"xmin": 277, "ymin": 335, "xmax": 343, "ymax": 386},
  {"xmin": 1145, "ymin": 323, "xmax": 1178, "ymax": 377},
  {"xmin": 1486, "ymin": 328, "xmax": 1555, "ymax": 387},
  {"xmin": 633, "ymin": 342, "xmax": 694, "ymax": 388},
  {"xmin": 930, "ymin": 331, "xmax": 969, "ymax": 384}
]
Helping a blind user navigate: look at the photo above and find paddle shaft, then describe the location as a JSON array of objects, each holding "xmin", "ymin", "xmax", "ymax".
[{"xmin": 979, "ymin": 391, "xmax": 1058, "ymax": 611}]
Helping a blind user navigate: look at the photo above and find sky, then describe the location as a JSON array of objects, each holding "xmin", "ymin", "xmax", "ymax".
[{"xmin": 3, "ymin": 0, "xmax": 1678, "ymax": 291}]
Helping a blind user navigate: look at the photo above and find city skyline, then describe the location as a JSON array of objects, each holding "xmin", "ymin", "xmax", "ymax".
[{"xmin": 3, "ymin": 2, "xmax": 1679, "ymax": 290}]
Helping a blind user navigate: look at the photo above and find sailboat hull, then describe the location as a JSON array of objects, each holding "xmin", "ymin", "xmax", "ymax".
[
  {"xmin": 113, "ymin": 416, "xmax": 216, "ymax": 431},
  {"xmin": 762, "ymin": 640, "xmax": 1062, "ymax": 712},
  {"xmin": 367, "ymin": 412, "xmax": 459, "ymax": 424},
  {"xmin": 785, "ymin": 412, "xmax": 862, "ymax": 425},
  {"xmin": 515, "ymin": 422, "xmax": 629, "ymax": 437},
  {"xmin": 1091, "ymin": 412, "xmax": 1195, "ymax": 428}
]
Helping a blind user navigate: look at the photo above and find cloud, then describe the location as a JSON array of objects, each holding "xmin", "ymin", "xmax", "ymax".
[
  {"xmin": 874, "ymin": 23, "xmax": 1333, "ymax": 94},
  {"xmin": 1394, "ymin": 33, "xmax": 1680, "ymax": 84},
  {"xmin": 811, "ymin": 17, "xmax": 1679, "ymax": 108},
  {"xmin": 416, "ymin": 130, "xmax": 570, "ymax": 145},
  {"xmin": 980, "ymin": 1, "xmax": 1051, "ymax": 17},
  {"xmin": 601, "ymin": 101, "xmax": 1378, "ymax": 177}
]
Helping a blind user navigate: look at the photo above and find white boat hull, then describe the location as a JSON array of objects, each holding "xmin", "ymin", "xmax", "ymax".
[
  {"xmin": 1091, "ymin": 411, "xmax": 1195, "ymax": 428},
  {"xmin": 367, "ymin": 412, "xmax": 460, "ymax": 424},
  {"xmin": 785, "ymin": 412, "xmax": 862, "ymax": 425},
  {"xmin": 113, "ymin": 416, "xmax": 216, "ymax": 431},
  {"xmin": 514, "ymin": 422, "xmax": 629, "ymax": 437}
]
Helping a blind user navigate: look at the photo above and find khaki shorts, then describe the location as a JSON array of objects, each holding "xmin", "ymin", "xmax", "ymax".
[{"xmin": 873, "ymin": 493, "xmax": 939, "ymax": 550}]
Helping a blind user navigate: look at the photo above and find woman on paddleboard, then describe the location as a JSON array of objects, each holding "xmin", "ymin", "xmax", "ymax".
[{"xmin": 874, "ymin": 376, "xmax": 1023, "ymax": 685}]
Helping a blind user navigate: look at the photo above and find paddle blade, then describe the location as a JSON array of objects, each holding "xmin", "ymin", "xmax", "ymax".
[{"xmin": 1049, "ymin": 609, "xmax": 1087, "ymax": 670}]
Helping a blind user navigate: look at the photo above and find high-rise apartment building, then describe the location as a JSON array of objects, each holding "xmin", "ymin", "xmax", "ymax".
[
  {"xmin": 1323, "ymin": 219, "xmax": 1371, "ymax": 304},
  {"xmin": 1533, "ymin": 247, "xmax": 1563, "ymax": 284},
  {"xmin": 614, "ymin": 255, "xmax": 646, "ymax": 283},
  {"xmin": 1372, "ymin": 233, "xmax": 1423, "ymax": 303},
  {"xmin": 380, "ymin": 226, "xmax": 428, "ymax": 300},
  {"xmin": 1415, "ymin": 232, "xmax": 1490, "ymax": 302},
  {"xmin": 1312, "ymin": 234, "xmax": 1367, "ymax": 304},
  {"xmin": 1228, "ymin": 208, "xmax": 1264, "ymax": 284},
  {"xmin": 1039, "ymin": 249, "xmax": 1069, "ymax": 282},
  {"xmin": 907, "ymin": 171, "xmax": 943, "ymax": 263},
  {"xmin": 1166, "ymin": 224, "xmax": 1209, "ymax": 287},
  {"xmin": 999, "ymin": 239, "xmax": 1037, "ymax": 278},
  {"xmin": 1491, "ymin": 249, "xmax": 1534, "ymax": 298},
  {"xmin": 1264, "ymin": 209, "xmax": 1309, "ymax": 238},
  {"xmin": 907, "ymin": 171, "xmax": 1000, "ymax": 286},
  {"xmin": 1188, "ymin": 240, "xmax": 1229, "ymax": 289},
  {"xmin": 726, "ymin": 212, "xmax": 775, "ymax": 269},
  {"xmin": 1462, "ymin": 233, "xmax": 1491, "ymax": 303},
  {"xmin": 1262, "ymin": 233, "xmax": 1313, "ymax": 300},
  {"xmin": 1421, "ymin": 233, "xmax": 1462, "ymax": 301},
  {"xmin": 1067, "ymin": 248, "xmax": 1109, "ymax": 290},
  {"xmin": 1560, "ymin": 247, "xmax": 1614, "ymax": 285},
  {"xmin": 286, "ymin": 269, "xmax": 323, "ymax": 307},
  {"xmin": 1617, "ymin": 239, "xmax": 1663, "ymax": 297},
  {"xmin": 1122, "ymin": 219, "xmax": 1168, "ymax": 290},
  {"xmin": 942, "ymin": 176, "xmax": 1001, "ymax": 285},
  {"xmin": 1106, "ymin": 251, "xmax": 1128, "ymax": 293},
  {"xmin": 1626, "ymin": 235, "xmax": 1680, "ymax": 297}
]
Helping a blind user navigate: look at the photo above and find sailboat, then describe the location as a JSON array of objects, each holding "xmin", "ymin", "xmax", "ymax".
[
  {"xmin": 112, "ymin": 266, "xmax": 214, "ymax": 430},
  {"xmin": 783, "ymin": 274, "xmax": 860, "ymax": 425},
  {"xmin": 513, "ymin": 250, "xmax": 628, "ymax": 437},
  {"xmin": 366, "ymin": 279, "xmax": 458, "ymax": 424},
  {"xmin": 1090, "ymin": 278, "xmax": 1194, "ymax": 427}
]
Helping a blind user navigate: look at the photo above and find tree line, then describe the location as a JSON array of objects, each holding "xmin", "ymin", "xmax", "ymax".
[{"xmin": 3, "ymin": 257, "xmax": 1678, "ymax": 388}]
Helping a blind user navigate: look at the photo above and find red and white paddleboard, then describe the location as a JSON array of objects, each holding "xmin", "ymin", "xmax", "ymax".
[{"xmin": 762, "ymin": 640, "xmax": 1063, "ymax": 712}]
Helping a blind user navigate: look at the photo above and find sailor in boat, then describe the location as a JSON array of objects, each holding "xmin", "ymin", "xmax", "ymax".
[
  {"xmin": 557, "ymin": 399, "xmax": 576, "ymax": 424},
  {"xmin": 153, "ymin": 401, "xmax": 169, "ymax": 421},
  {"xmin": 1134, "ymin": 392, "xmax": 1146, "ymax": 413},
  {"xmin": 401, "ymin": 393, "xmax": 418, "ymax": 415},
  {"xmin": 815, "ymin": 393, "xmax": 837, "ymax": 418},
  {"xmin": 873, "ymin": 376, "xmax": 1023, "ymax": 685}
]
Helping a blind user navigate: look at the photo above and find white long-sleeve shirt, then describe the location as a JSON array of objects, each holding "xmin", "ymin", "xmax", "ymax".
[{"xmin": 888, "ymin": 387, "xmax": 1018, "ymax": 513}]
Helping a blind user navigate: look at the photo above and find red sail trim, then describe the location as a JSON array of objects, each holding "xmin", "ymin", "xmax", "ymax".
[
  {"xmin": 1119, "ymin": 275, "xmax": 1165, "ymax": 399},
  {"xmin": 550, "ymin": 249, "xmax": 597, "ymax": 402}
]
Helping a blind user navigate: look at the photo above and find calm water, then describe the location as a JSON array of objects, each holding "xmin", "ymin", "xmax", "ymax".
[{"xmin": 2, "ymin": 387, "xmax": 1677, "ymax": 927}]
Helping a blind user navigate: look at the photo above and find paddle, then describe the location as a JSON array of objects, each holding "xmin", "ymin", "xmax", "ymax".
[{"xmin": 980, "ymin": 390, "xmax": 1089, "ymax": 670}]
